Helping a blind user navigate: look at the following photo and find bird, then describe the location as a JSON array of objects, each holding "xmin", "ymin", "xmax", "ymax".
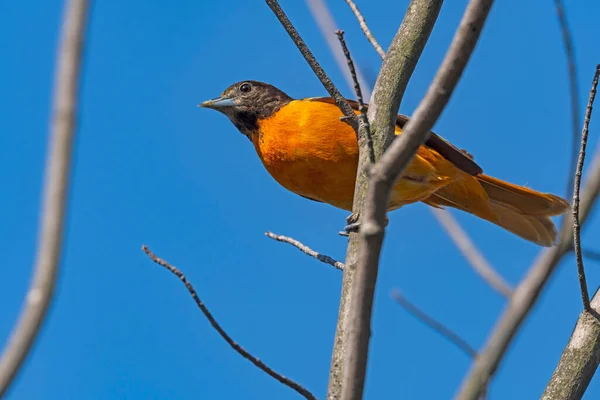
[{"xmin": 199, "ymin": 80, "xmax": 570, "ymax": 247}]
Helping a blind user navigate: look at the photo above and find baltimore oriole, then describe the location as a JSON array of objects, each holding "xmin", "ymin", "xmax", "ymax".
[{"xmin": 200, "ymin": 80, "xmax": 570, "ymax": 247}]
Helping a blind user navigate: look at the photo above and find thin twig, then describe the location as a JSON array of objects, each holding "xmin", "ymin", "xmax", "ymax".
[
  {"xmin": 542, "ymin": 287, "xmax": 600, "ymax": 400},
  {"xmin": 142, "ymin": 246, "xmax": 317, "ymax": 400},
  {"xmin": 266, "ymin": 232, "xmax": 345, "ymax": 271},
  {"xmin": 266, "ymin": 0, "xmax": 359, "ymax": 132},
  {"xmin": 334, "ymin": 30, "xmax": 366, "ymax": 111},
  {"xmin": 391, "ymin": 290, "xmax": 477, "ymax": 358},
  {"xmin": 554, "ymin": 0, "xmax": 581, "ymax": 198},
  {"xmin": 345, "ymin": 1, "xmax": 491, "ymax": 399},
  {"xmin": 343, "ymin": 0, "xmax": 386, "ymax": 59},
  {"xmin": 431, "ymin": 208, "xmax": 512, "ymax": 297},
  {"xmin": 456, "ymin": 133, "xmax": 600, "ymax": 399},
  {"xmin": 572, "ymin": 65, "xmax": 599, "ymax": 311},
  {"xmin": 0, "ymin": 0, "xmax": 91, "ymax": 396},
  {"xmin": 335, "ymin": 30, "xmax": 374, "ymax": 163},
  {"xmin": 304, "ymin": 0, "xmax": 371, "ymax": 95}
]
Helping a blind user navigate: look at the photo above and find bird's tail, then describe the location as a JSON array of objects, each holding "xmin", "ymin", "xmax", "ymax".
[{"xmin": 425, "ymin": 174, "xmax": 570, "ymax": 247}]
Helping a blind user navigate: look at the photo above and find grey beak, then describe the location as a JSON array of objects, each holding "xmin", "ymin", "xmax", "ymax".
[{"xmin": 198, "ymin": 97, "xmax": 235, "ymax": 109}]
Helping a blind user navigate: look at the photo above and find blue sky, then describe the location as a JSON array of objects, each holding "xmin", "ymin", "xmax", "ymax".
[{"xmin": 1, "ymin": 0, "xmax": 599, "ymax": 399}]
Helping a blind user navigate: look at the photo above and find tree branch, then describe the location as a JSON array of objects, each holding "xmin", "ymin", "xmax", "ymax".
[
  {"xmin": 343, "ymin": 0, "xmax": 386, "ymax": 59},
  {"xmin": 541, "ymin": 288, "xmax": 600, "ymax": 400},
  {"xmin": 554, "ymin": 0, "xmax": 581, "ymax": 198},
  {"xmin": 315, "ymin": 0, "xmax": 502, "ymax": 301},
  {"xmin": 391, "ymin": 290, "xmax": 477, "ymax": 358},
  {"xmin": 572, "ymin": 65, "xmax": 599, "ymax": 312},
  {"xmin": 334, "ymin": 30, "xmax": 374, "ymax": 163},
  {"xmin": 431, "ymin": 208, "xmax": 512, "ymax": 297},
  {"xmin": 343, "ymin": 1, "xmax": 492, "ymax": 399},
  {"xmin": 456, "ymin": 67, "xmax": 600, "ymax": 399},
  {"xmin": 0, "ymin": 0, "xmax": 91, "ymax": 396},
  {"xmin": 142, "ymin": 246, "xmax": 317, "ymax": 400},
  {"xmin": 265, "ymin": 232, "xmax": 345, "ymax": 271}
]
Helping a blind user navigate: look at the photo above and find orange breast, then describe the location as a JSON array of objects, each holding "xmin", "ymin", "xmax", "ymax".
[
  {"xmin": 253, "ymin": 100, "xmax": 359, "ymax": 210},
  {"xmin": 252, "ymin": 99, "xmax": 462, "ymax": 211}
]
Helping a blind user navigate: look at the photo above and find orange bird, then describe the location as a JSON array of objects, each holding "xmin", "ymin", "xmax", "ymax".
[{"xmin": 200, "ymin": 80, "xmax": 570, "ymax": 246}]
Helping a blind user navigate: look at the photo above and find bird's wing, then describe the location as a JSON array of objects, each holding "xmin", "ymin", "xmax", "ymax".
[{"xmin": 305, "ymin": 97, "xmax": 483, "ymax": 176}]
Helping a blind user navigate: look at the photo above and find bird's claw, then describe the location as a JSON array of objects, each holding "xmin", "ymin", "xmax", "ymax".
[
  {"xmin": 338, "ymin": 213, "xmax": 389, "ymax": 236},
  {"xmin": 338, "ymin": 213, "xmax": 361, "ymax": 236}
]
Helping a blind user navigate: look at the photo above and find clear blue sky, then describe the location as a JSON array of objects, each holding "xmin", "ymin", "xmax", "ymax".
[{"xmin": 1, "ymin": 0, "xmax": 599, "ymax": 399}]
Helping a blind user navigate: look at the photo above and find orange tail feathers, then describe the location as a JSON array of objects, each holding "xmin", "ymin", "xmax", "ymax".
[{"xmin": 426, "ymin": 174, "xmax": 570, "ymax": 247}]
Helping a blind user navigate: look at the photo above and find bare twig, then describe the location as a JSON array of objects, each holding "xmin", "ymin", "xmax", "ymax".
[
  {"xmin": 266, "ymin": 232, "xmax": 345, "ymax": 271},
  {"xmin": 335, "ymin": 30, "xmax": 374, "ymax": 163},
  {"xmin": 334, "ymin": 30, "xmax": 367, "ymax": 111},
  {"xmin": 456, "ymin": 114, "xmax": 600, "ymax": 400},
  {"xmin": 343, "ymin": 0, "xmax": 386, "ymax": 59},
  {"xmin": 391, "ymin": 290, "xmax": 477, "ymax": 358},
  {"xmin": 0, "ymin": 0, "xmax": 91, "ymax": 396},
  {"xmin": 266, "ymin": 0, "xmax": 359, "ymax": 131},
  {"xmin": 304, "ymin": 0, "xmax": 371, "ymax": 94},
  {"xmin": 572, "ymin": 65, "xmax": 599, "ymax": 311},
  {"xmin": 554, "ymin": 0, "xmax": 581, "ymax": 198},
  {"xmin": 431, "ymin": 208, "xmax": 512, "ymax": 297},
  {"xmin": 142, "ymin": 246, "xmax": 317, "ymax": 400},
  {"xmin": 344, "ymin": 1, "xmax": 491, "ymax": 399},
  {"xmin": 542, "ymin": 288, "xmax": 600, "ymax": 400}
]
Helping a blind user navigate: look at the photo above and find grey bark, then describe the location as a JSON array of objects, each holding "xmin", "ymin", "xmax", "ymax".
[
  {"xmin": 327, "ymin": 2, "xmax": 445, "ymax": 399},
  {"xmin": 542, "ymin": 289, "xmax": 600, "ymax": 400}
]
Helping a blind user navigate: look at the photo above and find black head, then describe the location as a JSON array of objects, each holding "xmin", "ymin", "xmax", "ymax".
[{"xmin": 199, "ymin": 80, "xmax": 293, "ymax": 138}]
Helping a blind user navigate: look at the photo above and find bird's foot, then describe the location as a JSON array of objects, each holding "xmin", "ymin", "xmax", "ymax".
[
  {"xmin": 338, "ymin": 212, "xmax": 361, "ymax": 237},
  {"xmin": 338, "ymin": 213, "xmax": 389, "ymax": 237}
]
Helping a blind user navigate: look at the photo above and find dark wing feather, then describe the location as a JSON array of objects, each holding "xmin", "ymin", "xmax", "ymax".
[{"xmin": 305, "ymin": 97, "xmax": 483, "ymax": 176}]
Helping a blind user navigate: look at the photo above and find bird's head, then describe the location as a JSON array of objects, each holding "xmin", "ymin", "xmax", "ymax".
[{"xmin": 199, "ymin": 80, "xmax": 292, "ymax": 138}]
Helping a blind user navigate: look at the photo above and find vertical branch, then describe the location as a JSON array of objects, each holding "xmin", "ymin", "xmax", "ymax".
[
  {"xmin": 334, "ymin": 30, "xmax": 374, "ymax": 163},
  {"xmin": 365, "ymin": 0, "xmax": 444, "ymax": 158},
  {"xmin": 313, "ymin": 0, "xmax": 502, "ymax": 299},
  {"xmin": 572, "ymin": 65, "xmax": 599, "ymax": 312},
  {"xmin": 342, "ymin": 1, "xmax": 492, "ymax": 399},
  {"xmin": 554, "ymin": 0, "xmax": 581, "ymax": 198},
  {"xmin": 331, "ymin": 1, "xmax": 446, "ymax": 399},
  {"xmin": 0, "ymin": 0, "xmax": 91, "ymax": 396}
]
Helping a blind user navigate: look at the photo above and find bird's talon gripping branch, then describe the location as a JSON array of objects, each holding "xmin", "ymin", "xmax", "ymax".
[
  {"xmin": 346, "ymin": 212, "xmax": 360, "ymax": 224},
  {"xmin": 344, "ymin": 222, "xmax": 361, "ymax": 234},
  {"xmin": 339, "ymin": 212, "xmax": 361, "ymax": 236}
]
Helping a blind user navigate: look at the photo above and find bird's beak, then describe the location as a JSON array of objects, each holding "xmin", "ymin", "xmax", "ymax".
[{"xmin": 198, "ymin": 96, "xmax": 236, "ymax": 109}]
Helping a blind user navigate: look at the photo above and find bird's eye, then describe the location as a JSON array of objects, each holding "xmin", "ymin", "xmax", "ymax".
[{"xmin": 239, "ymin": 83, "xmax": 252, "ymax": 93}]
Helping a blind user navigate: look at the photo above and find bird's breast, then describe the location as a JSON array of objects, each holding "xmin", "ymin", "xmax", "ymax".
[{"xmin": 252, "ymin": 100, "xmax": 359, "ymax": 210}]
